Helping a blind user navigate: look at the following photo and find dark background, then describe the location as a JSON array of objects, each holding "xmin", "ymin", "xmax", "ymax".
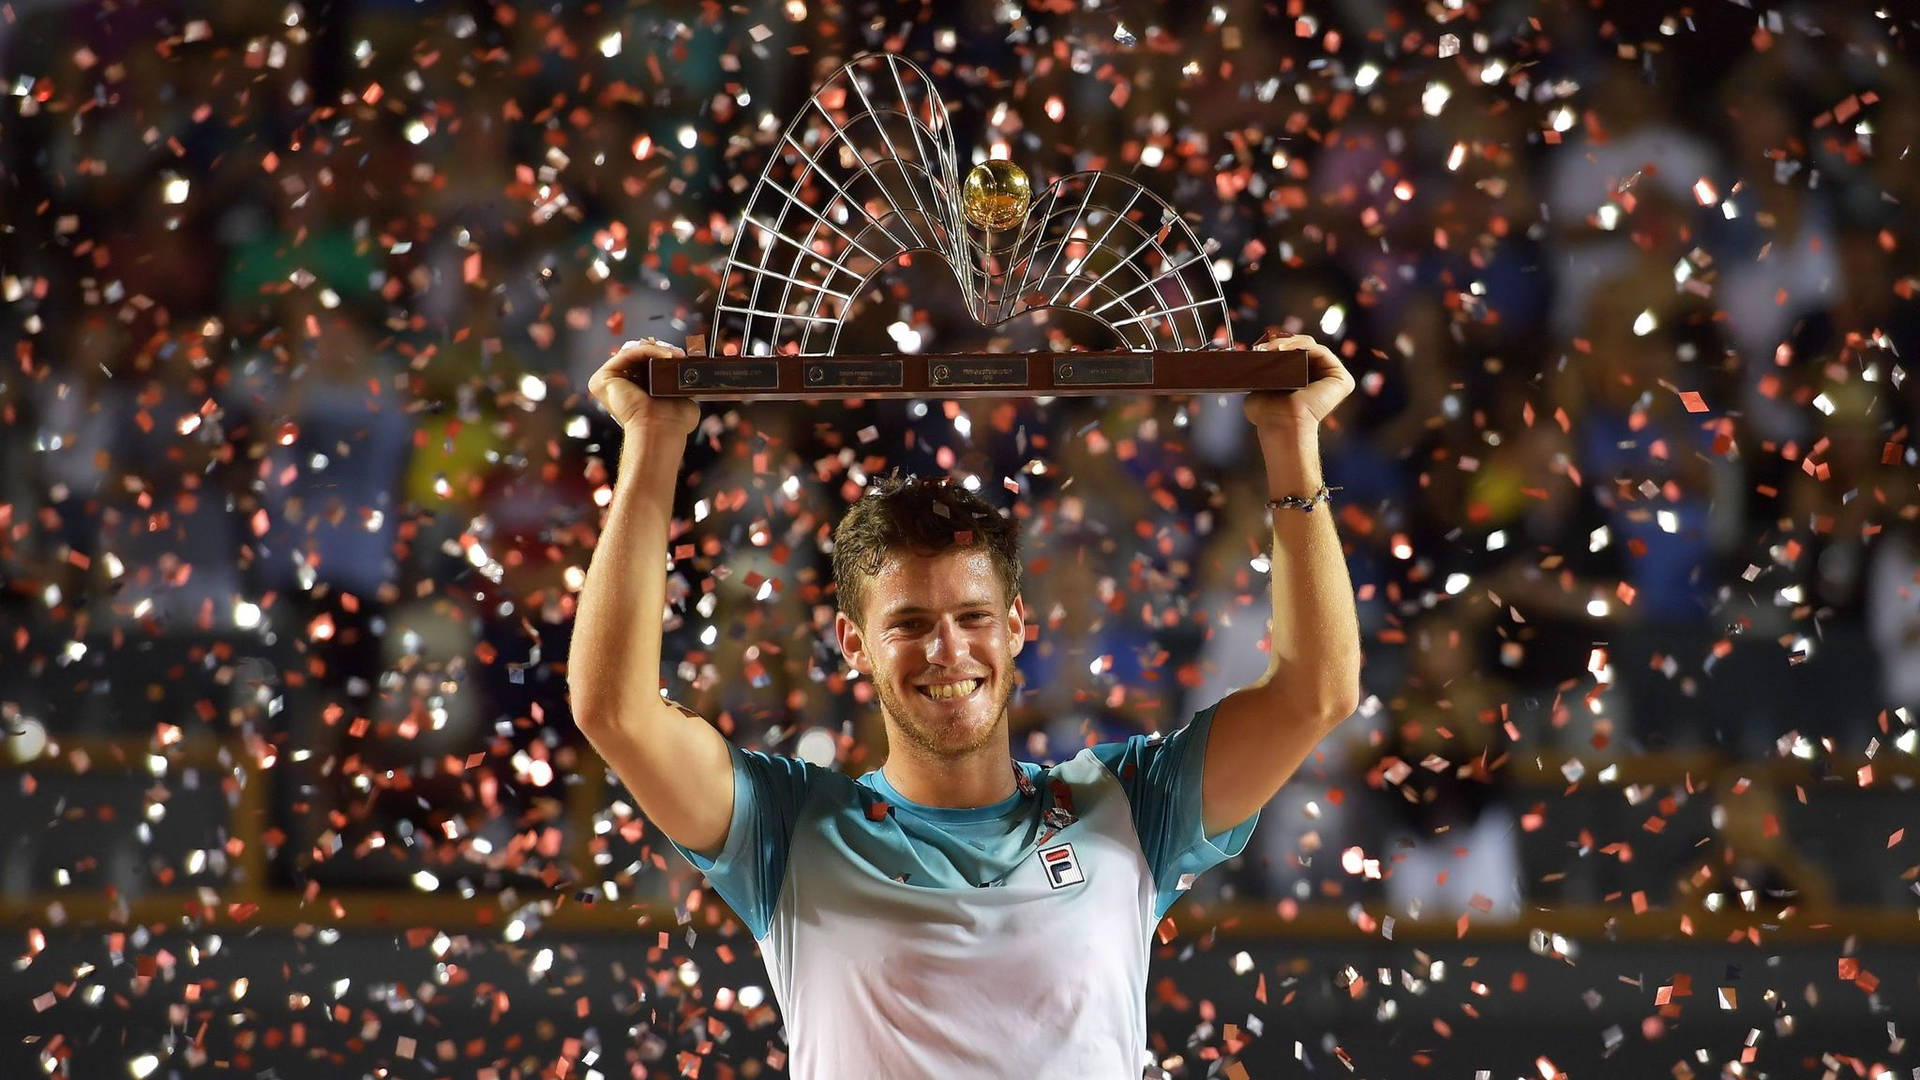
[{"xmin": 3, "ymin": 1, "xmax": 1917, "ymax": 1077}]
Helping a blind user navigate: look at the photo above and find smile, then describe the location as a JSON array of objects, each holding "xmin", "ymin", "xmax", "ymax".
[{"xmin": 917, "ymin": 678, "xmax": 983, "ymax": 701}]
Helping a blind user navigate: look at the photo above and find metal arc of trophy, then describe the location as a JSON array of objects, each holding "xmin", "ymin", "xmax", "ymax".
[{"xmin": 649, "ymin": 53, "xmax": 1306, "ymax": 399}]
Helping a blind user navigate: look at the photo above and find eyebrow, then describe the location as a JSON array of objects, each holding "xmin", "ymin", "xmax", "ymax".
[{"xmin": 879, "ymin": 600, "xmax": 999, "ymax": 621}]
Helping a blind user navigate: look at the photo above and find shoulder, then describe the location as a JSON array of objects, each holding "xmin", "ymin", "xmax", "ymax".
[
  {"xmin": 1037, "ymin": 748, "xmax": 1133, "ymax": 813},
  {"xmin": 1050, "ymin": 746, "xmax": 1129, "ymax": 785},
  {"xmin": 1073, "ymin": 705, "xmax": 1224, "ymax": 785},
  {"xmin": 1079, "ymin": 725, "xmax": 1173, "ymax": 781},
  {"xmin": 733, "ymin": 746, "xmax": 869, "ymax": 808}
]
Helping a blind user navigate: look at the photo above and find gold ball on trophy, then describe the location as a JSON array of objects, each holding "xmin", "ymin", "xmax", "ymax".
[{"xmin": 962, "ymin": 159, "xmax": 1031, "ymax": 232}]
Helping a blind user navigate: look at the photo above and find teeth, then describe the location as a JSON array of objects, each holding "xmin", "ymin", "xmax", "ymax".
[{"xmin": 922, "ymin": 678, "xmax": 981, "ymax": 701}]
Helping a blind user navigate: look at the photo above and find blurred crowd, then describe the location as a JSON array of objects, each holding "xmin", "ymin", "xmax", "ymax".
[{"xmin": 3, "ymin": 0, "xmax": 1917, "ymax": 923}]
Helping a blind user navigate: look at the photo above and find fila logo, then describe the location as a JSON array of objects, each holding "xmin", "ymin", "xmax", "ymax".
[{"xmin": 1039, "ymin": 843, "xmax": 1084, "ymax": 889}]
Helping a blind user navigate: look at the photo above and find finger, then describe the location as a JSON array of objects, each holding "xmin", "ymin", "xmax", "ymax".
[
  {"xmin": 1300, "ymin": 338, "xmax": 1342, "ymax": 367},
  {"xmin": 1310, "ymin": 356, "xmax": 1354, "ymax": 391},
  {"xmin": 1305, "ymin": 355, "xmax": 1346, "ymax": 384},
  {"xmin": 607, "ymin": 338, "xmax": 685, "ymax": 368},
  {"xmin": 590, "ymin": 360, "xmax": 642, "ymax": 400},
  {"xmin": 617, "ymin": 337, "xmax": 685, "ymax": 355}
]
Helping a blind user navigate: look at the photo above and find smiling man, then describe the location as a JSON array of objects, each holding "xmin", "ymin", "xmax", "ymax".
[{"xmin": 569, "ymin": 337, "xmax": 1361, "ymax": 1079}]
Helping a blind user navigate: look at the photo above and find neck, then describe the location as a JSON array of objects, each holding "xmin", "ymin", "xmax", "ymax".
[{"xmin": 881, "ymin": 742, "xmax": 1018, "ymax": 809}]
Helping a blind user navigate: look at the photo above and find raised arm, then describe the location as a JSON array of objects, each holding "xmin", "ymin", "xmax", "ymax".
[
  {"xmin": 570, "ymin": 340, "xmax": 736, "ymax": 857},
  {"xmin": 1201, "ymin": 334, "xmax": 1363, "ymax": 836}
]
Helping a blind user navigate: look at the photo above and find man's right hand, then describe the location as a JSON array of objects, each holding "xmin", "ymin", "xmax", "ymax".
[{"xmin": 588, "ymin": 339, "xmax": 701, "ymax": 439}]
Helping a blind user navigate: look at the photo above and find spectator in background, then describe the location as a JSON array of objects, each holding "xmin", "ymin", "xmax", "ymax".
[
  {"xmin": 1866, "ymin": 513, "xmax": 1920, "ymax": 717},
  {"xmin": 1547, "ymin": 230, "xmax": 1729, "ymax": 748},
  {"xmin": 1540, "ymin": 66, "xmax": 1724, "ymax": 342},
  {"xmin": 3, "ymin": 0, "xmax": 1918, "ymax": 936},
  {"xmin": 1373, "ymin": 608, "xmax": 1523, "ymax": 921},
  {"xmin": 1675, "ymin": 781, "xmax": 1836, "ymax": 914}
]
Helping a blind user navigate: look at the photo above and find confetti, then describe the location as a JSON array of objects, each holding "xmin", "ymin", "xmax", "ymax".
[{"xmin": 3, "ymin": 4, "xmax": 1915, "ymax": 1078}]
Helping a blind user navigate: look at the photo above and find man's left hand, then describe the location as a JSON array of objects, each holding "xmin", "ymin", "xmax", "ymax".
[{"xmin": 1244, "ymin": 333, "xmax": 1355, "ymax": 431}]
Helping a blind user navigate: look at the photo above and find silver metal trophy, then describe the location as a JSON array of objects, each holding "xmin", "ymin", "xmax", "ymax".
[{"xmin": 648, "ymin": 53, "xmax": 1305, "ymax": 399}]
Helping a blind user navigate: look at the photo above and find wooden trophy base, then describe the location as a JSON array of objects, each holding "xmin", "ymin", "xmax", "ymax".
[{"xmin": 643, "ymin": 349, "xmax": 1307, "ymax": 401}]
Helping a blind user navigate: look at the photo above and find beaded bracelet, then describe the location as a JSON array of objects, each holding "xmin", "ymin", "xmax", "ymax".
[{"xmin": 1265, "ymin": 484, "xmax": 1339, "ymax": 513}]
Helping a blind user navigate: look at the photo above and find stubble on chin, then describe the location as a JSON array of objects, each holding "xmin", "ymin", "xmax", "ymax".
[{"xmin": 874, "ymin": 675, "xmax": 1014, "ymax": 761}]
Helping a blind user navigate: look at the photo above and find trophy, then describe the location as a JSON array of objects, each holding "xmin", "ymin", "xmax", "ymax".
[{"xmin": 647, "ymin": 53, "xmax": 1307, "ymax": 400}]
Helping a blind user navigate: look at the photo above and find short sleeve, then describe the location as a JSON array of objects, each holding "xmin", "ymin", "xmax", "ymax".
[
  {"xmin": 666, "ymin": 744, "xmax": 819, "ymax": 940},
  {"xmin": 1089, "ymin": 703, "xmax": 1260, "ymax": 920}
]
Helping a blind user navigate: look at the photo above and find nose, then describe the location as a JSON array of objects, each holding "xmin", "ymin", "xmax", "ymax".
[{"xmin": 924, "ymin": 617, "xmax": 965, "ymax": 665}]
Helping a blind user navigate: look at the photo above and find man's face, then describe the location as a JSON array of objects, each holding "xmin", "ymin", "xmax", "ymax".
[{"xmin": 835, "ymin": 547, "xmax": 1026, "ymax": 761}]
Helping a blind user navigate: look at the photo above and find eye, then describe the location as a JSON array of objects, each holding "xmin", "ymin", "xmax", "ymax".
[{"xmin": 961, "ymin": 611, "xmax": 994, "ymax": 625}]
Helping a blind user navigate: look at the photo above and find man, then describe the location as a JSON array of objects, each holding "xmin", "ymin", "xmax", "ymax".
[{"xmin": 570, "ymin": 336, "xmax": 1360, "ymax": 1078}]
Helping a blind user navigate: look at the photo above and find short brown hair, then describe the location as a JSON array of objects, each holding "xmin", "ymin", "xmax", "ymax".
[{"xmin": 832, "ymin": 471, "xmax": 1021, "ymax": 625}]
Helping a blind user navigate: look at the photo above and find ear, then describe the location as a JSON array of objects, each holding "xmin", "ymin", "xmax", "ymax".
[
  {"xmin": 1006, "ymin": 594, "xmax": 1027, "ymax": 659},
  {"xmin": 835, "ymin": 610, "xmax": 873, "ymax": 675}
]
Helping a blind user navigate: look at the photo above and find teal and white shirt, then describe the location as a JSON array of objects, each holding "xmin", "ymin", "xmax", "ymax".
[{"xmin": 669, "ymin": 703, "xmax": 1259, "ymax": 1079}]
